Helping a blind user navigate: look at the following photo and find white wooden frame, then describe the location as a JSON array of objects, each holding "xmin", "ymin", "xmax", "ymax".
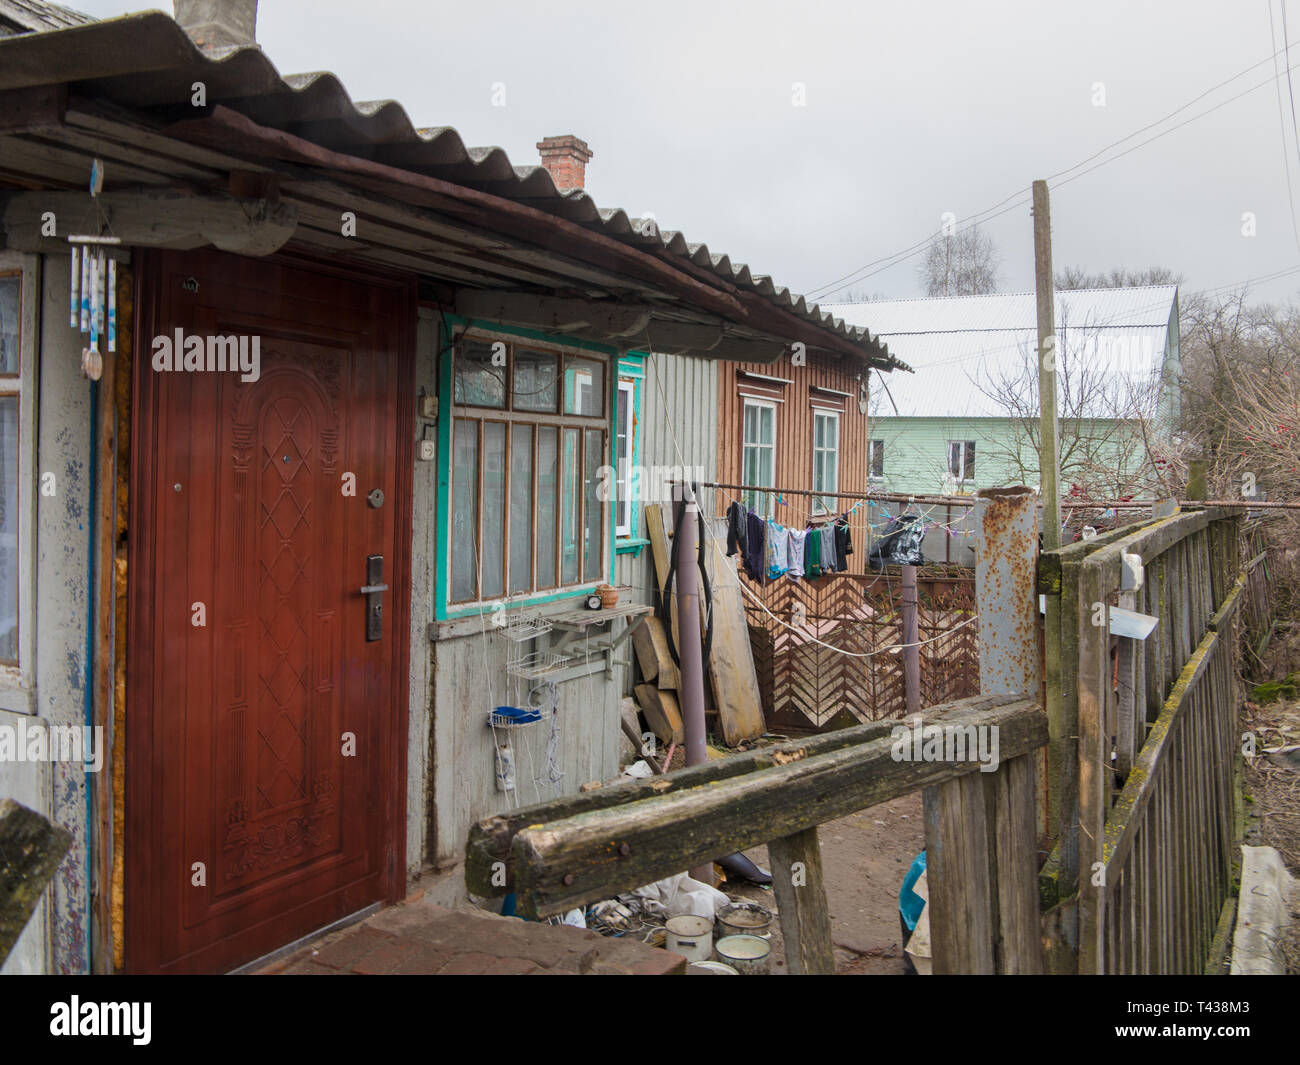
[{"xmin": 0, "ymin": 252, "xmax": 39, "ymax": 714}]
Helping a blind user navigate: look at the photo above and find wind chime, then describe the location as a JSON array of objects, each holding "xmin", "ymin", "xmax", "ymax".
[{"xmin": 67, "ymin": 158, "xmax": 121, "ymax": 381}]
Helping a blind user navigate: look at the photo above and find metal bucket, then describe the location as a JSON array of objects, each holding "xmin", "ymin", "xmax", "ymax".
[
  {"xmin": 664, "ymin": 914, "xmax": 713, "ymax": 963},
  {"xmin": 716, "ymin": 900, "xmax": 773, "ymax": 939},
  {"xmin": 715, "ymin": 933, "xmax": 771, "ymax": 975}
]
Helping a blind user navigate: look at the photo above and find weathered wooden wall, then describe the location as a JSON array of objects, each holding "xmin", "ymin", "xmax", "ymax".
[
  {"xmin": 428, "ymin": 629, "xmax": 627, "ymax": 867},
  {"xmin": 715, "ymin": 352, "xmax": 870, "ymax": 574}
]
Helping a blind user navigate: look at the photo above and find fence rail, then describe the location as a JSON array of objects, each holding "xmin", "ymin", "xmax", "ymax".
[{"xmin": 742, "ymin": 569, "xmax": 979, "ymax": 732}]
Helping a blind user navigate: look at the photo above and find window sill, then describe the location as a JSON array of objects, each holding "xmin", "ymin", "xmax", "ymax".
[
  {"xmin": 616, "ymin": 537, "xmax": 650, "ymax": 557},
  {"xmin": 432, "ymin": 585, "xmax": 603, "ymax": 639}
]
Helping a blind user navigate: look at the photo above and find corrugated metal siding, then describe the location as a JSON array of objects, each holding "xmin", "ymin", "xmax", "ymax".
[
  {"xmin": 616, "ymin": 351, "xmax": 719, "ymax": 606},
  {"xmin": 716, "ymin": 353, "xmax": 871, "ymax": 574}
]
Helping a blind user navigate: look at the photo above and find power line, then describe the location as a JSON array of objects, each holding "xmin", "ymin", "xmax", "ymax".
[
  {"xmin": 808, "ymin": 37, "xmax": 1300, "ymax": 303},
  {"xmin": 1279, "ymin": 0, "xmax": 1300, "ymax": 252}
]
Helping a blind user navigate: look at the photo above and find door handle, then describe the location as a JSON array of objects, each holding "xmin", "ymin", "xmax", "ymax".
[{"xmin": 360, "ymin": 555, "xmax": 386, "ymax": 641}]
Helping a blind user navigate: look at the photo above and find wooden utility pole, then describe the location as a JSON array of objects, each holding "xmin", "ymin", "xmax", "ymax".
[{"xmin": 1033, "ymin": 180, "xmax": 1062, "ymax": 550}]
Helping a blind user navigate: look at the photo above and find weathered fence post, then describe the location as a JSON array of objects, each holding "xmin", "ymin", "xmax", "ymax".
[
  {"xmin": 768, "ymin": 827, "xmax": 836, "ymax": 975},
  {"xmin": 902, "ymin": 564, "xmax": 921, "ymax": 715},
  {"xmin": 924, "ymin": 486, "xmax": 1044, "ymax": 974}
]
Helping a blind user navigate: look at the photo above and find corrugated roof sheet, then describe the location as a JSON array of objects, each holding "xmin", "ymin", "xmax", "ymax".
[
  {"xmin": 0, "ymin": 0, "xmax": 92, "ymax": 35},
  {"xmin": 825, "ymin": 286, "xmax": 1178, "ymax": 418},
  {"xmin": 0, "ymin": 10, "xmax": 901, "ymax": 369}
]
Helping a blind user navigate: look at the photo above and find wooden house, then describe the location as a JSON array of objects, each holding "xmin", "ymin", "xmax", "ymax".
[{"xmin": 0, "ymin": 1, "xmax": 899, "ymax": 972}]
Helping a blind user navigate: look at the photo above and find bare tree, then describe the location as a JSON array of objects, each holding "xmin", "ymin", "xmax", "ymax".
[
  {"xmin": 1179, "ymin": 289, "xmax": 1300, "ymax": 498},
  {"xmin": 1054, "ymin": 265, "xmax": 1182, "ymax": 290},
  {"xmin": 970, "ymin": 307, "xmax": 1170, "ymax": 499},
  {"xmin": 918, "ymin": 224, "xmax": 1000, "ymax": 297}
]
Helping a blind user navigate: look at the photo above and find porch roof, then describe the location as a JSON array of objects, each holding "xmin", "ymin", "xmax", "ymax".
[{"xmin": 0, "ymin": 11, "xmax": 905, "ymax": 371}]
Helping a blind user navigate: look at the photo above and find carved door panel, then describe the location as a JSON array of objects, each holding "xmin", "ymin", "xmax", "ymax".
[{"xmin": 127, "ymin": 250, "xmax": 412, "ymax": 973}]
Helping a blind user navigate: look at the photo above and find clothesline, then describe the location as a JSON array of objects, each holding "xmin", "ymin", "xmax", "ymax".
[
  {"xmin": 705, "ymin": 481, "xmax": 978, "ymax": 544},
  {"xmin": 699, "ymin": 480, "xmax": 1299, "ymax": 512}
]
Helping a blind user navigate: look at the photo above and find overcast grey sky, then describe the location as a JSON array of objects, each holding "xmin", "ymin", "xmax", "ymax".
[{"xmin": 73, "ymin": 0, "xmax": 1300, "ymax": 305}]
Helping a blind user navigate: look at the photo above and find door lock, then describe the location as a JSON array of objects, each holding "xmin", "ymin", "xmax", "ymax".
[{"xmin": 360, "ymin": 554, "xmax": 388, "ymax": 642}]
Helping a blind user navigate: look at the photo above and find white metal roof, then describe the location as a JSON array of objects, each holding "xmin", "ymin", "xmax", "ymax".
[{"xmin": 824, "ymin": 286, "xmax": 1178, "ymax": 419}]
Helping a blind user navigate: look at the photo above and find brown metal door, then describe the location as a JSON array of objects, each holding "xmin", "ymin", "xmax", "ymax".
[{"xmin": 127, "ymin": 250, "xmax": 413, "ymax": 973}]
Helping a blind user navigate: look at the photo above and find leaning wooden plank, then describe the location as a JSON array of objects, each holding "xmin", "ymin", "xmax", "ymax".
[
  {"xmin": 0, "ymin": 800, "xmax": 72, "ymax": 966},
  {"xmin": 510, "ymin": 698, "xmax": 1047, "ymax": 918},
  {"xmin": 705, "ymin": 558, "xmax": 766, "ymax": 745},
  {"xmin": 636, "ymin": 684, "xmax": 684, "ymax": 746},
  {"xmin": 463, "ymin": 691, "xmax": 1021, "ymax": 896},
  {"xmin": 644, "ymin": 504, "xmax": 681, "ymax": 657},
  {"xmin": 769, "ymin": 826, "xmax": 836, "ymax": 975},
  {"xmin": 631, "ymin": 615, "xmax": 679, "ymax": 691}
]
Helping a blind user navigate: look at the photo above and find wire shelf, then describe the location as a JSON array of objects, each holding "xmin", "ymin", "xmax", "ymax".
[
  {"xmin": 495, "ymin": 613, "xmax": 553, "ymax": 642},
  {"xmin": 505, "ymin": 650, "xmax": 572, "ymax": 680}
]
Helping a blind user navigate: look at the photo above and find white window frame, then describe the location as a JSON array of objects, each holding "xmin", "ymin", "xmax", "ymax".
[
  {"xmin": 741, "ymin": 397, "xmax": 777, "ymax": 517},
  {"xmin": 812, "ymin": 409, "xmax": 840, "ymax": 515},
  {"xmin": 615, "ymin": 377, "xmax": 636, "ymax": 538},
  {"xmin": 948, "ymin": 439, "xmax": 976, "ymax": 483},
  {"xmin": 0, "ymin": 253, "xmax": 39, "ymax": 714},
  {"xmin": 868, "ymin": 438, "xmax": 885, "ymax": 482}
]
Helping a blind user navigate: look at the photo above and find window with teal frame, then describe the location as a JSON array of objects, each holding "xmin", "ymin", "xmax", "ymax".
[
  {"xmin": 614, "ymin": 353, "xmax": 647, "ymax": 552},
  {"xmin": 440, "ymin": 322, "xmax": 619, "ymax": 618}
]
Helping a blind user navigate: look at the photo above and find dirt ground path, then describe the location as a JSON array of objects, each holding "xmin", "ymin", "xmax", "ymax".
[{"xmin": 726, "ymin": 791, "xmax": 926, "ymax": 975}]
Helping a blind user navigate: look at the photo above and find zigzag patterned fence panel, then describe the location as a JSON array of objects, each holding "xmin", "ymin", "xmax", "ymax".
[{"xmin": 741, "ymin": 567, "xmax": 979, "ymax": 733}]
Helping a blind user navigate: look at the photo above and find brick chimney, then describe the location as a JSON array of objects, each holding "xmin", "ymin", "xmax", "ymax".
[
  {"xmin": 173, "ymin": 0, "xmax": 259, "ymax": 49},
  {"xmin": 536, "ymin": 135, "xmax": 592, "ymax": 192}
]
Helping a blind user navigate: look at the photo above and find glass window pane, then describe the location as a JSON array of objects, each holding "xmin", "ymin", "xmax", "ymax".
[
  {"xmin": 759, "ymin": 405, "xmax": 775, "ymax": 445},
  {"xmin": 584, "ymin": 429, "xmax": 604, "ymax": 582},
  {"xmin": 481, "ymin": 422, "xmax": 506, "ymax": 599},
  {"xmin": 451, "ymin": 419, "xmax": 478, "ymax": 601},
  {"xmin": 814, "ymin": 414, "xmax": 825, "ymax": 449},
  {"xmin": 561, "ymin": 428, "xmax": 580, "ymax": 584},
  {"xmin": 743, "ymin": 403, "xmax": 757, "ymax": 443},
  {"xmin": 512, "ymin": 348, "xmax": 558, "ymax": 412},
  {"xmin": 0, "ymin": 276, "xmax": 19, "ymax": 375},
  {"xmin": 0, "ymin": 395, "xmax": 17, "ymax": 662},
  {"xmin": 564, "ymin": 356, "xmax": 604, "ymax": 417},
  {"xmin": 509, "ymin": 425, "xmax": 533, "ymax": 593},
  {"xmin": 454, "ymin": 339, "xmax": 506, "ymax": 408},
  {"xmin": 536, "ymin": 427, "xmax": 558, "ymax": 588}
]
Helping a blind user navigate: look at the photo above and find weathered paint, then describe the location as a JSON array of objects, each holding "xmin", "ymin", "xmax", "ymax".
[
  {"xmin": 0, "ymin": 257, "xmax": 97, "ymax": 973},
  {"xmin": 716, "ymin": 352, "xmax": 872, "ymax": 574},
  {"xmin": 422, "ymin": 312, "xmax": 636, "ymax": 871},
  {"xmin": 974, "ymin": 486, "xmax": 1040, "ymax": 698}
]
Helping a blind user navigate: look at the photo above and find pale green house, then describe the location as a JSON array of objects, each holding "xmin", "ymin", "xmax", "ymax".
[{"xmin": 826, "ymin": 286, "xmax": 1181, "ymax": 500}]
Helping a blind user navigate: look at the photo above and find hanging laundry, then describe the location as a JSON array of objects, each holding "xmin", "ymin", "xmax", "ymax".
[
  {"xmin": 742, "ymin": 508, "xmax": 766, "ymax": 581},
  {"xmin": 804, "ymin": 525, "xmax": 823, "ymax": 577},
  {"xmin": 834, "ymin": 516, "xmax": 853, "ymax": 572},
  {"xmin": 725, "ymin": 500, "xmax": 748, "ymax": 558},
  {"xmin": 787, "ymin": 529, "xmax": 807, "ymax": 579},
  {"xmin": 820, "ymin": 524, "xmax": 838, "ymax": 574},
  {"xmin": 765, "ymin": 521, "xmax": 790, "ymax": 579}
]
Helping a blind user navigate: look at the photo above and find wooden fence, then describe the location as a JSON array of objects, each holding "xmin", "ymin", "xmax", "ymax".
[
  {"xmin": 1041, "ymin": 507, "xmax": 1259, "ymax": 974},
  {"xmin": 742, "ymin": 568, "xmax": 979, "ymax": 732}
]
